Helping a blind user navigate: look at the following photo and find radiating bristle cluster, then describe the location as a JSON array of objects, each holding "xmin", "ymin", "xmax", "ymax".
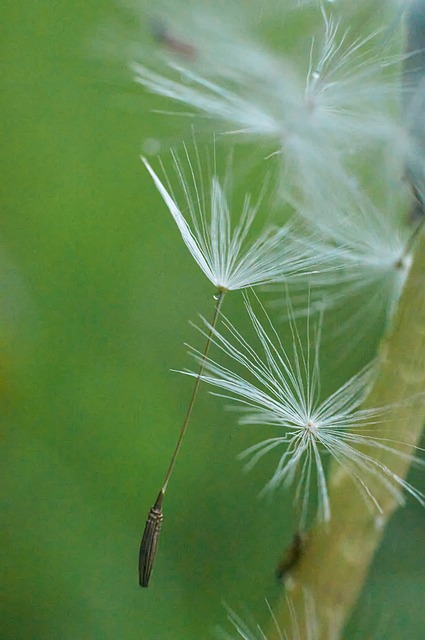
[
  {"xmin": 223, "ymin": 592, "xmax": 318, "ymax": 640},
  {"xmin": 142, "ymin": 145, "xmax": 326, "ymax": 291},
  {"xmin": 183, "ymin": 296, "xmax": 424, "ymax": 525},
  {"xmin": 132, "ymin": 1, "xmax": 406, "ymax": 180}
]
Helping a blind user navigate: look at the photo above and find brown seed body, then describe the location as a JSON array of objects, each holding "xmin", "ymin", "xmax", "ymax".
[
  {"xmin": 139, "ymin": 489, "xmax": 164, "ymax": 587},
  {"xmin": 137, "ymin": 291, "xmax": 226, "ymax": 588}
]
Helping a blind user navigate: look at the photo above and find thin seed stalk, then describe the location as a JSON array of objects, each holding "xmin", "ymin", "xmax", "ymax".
[
  {"xmin": 139, "ymin": 289, "xmax": 226, "ymax": 587},
  {"xmin": 269, "ymin": 231, "xmax": 425, "ymax": 638},
  {"xmin": 161, "ymin": 288, "xmax": 226, "ymax": 493}
]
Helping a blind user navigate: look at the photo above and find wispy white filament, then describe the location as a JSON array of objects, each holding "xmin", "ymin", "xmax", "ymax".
[
  {"xmin": 223, "ymin": 592, "xmax": 318, "ymax": 640},
  {"xmin": 273, "ymin": 159, "xmax": 414, "ymax": 336},
  {"xmin": 132, "ymin": 4, "xmax": 404, "ymax": 182},
  {"xmin": 143, "ymin": 147, "xmax": 322, "ymax": 291},
  {"xmin": 184, "ymin": 297, "xmax": 424, "ymax": 525}
]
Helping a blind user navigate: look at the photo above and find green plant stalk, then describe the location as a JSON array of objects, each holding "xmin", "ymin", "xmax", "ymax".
[{"xmin": 269, "ymin": 230, "xmax": 425, "ymax": 639}]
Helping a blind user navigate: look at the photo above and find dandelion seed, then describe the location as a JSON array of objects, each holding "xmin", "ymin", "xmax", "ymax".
[
  {"xmin": 303, "ymin": 8, "xmax": 400, "ymax": 143},
  {"xmin": 132, "ymin": 5, "xmax": 404, "ymax": 182},
  {"xmin": 142, "ymin": 144, "xmax": 320, "ymax": 290},
  {"xmin": 138, "ymin": 286, "xmax": 225, "ymax": 587},
  {"xmin": 184, "ymin": 295, "xmax": 424, "ymax": 526},
  {"xmin": 138, "ymin": 142, "xmax": 321, "ymax": 586},
  {"xmin": 273, "ymin": 165, "xmax": 414, "ymax": 342}
]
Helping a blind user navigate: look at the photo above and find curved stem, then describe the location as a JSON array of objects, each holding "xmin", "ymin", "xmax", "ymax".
[{"xmin": 269, "ymin": 231, "xmax": 425, "ymax": 637}]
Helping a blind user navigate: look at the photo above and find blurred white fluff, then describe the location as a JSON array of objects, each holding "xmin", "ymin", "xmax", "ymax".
[
  {"xmin": 276, "ymin": 167, "xmax": 413, "ymax": 332},
  {"xmin": 185, "ymin": 296, "xmax": 424, "ymax": 525},
  {"xmin": 132, "ymin": 3, "xmax": 404, "ymax": 184},
  {"xmin": 222, "ymin": 593, "xmax": 318, "ymax": 640},
  {"xmin": 142, "ymin": 145, "xmax": 325, "ymax": 290}
]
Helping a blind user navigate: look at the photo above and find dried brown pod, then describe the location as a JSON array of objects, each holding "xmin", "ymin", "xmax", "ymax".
[{"xmin": 138, "ymin": 489, "xmax": 165, "ymax": 587}]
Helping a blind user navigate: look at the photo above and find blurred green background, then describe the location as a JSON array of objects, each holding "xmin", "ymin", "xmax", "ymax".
[{"xmin": 1, "ymin": 2, "xmax": 424, "ymax": 639}]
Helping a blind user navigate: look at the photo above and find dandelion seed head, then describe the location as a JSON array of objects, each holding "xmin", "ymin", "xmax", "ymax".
[
  {"xmin": 143, "ymin": 142, "xmax": 321, "ymax": 291},
  {"xmin": 272, "ymin": 162, "xmax": 414, "ymax": 338},
  {"xmin": 132, "ymin": 2, "xmax": 404, "ymax": 182},
  {"xmin": 183, "ymin": 295, "xmax": 424, "ymax": 526}
]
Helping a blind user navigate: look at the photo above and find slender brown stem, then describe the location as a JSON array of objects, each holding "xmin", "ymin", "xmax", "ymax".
[{"xmin": 161, "ymin": 288, "xmax": 226, "ymax": 492}]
